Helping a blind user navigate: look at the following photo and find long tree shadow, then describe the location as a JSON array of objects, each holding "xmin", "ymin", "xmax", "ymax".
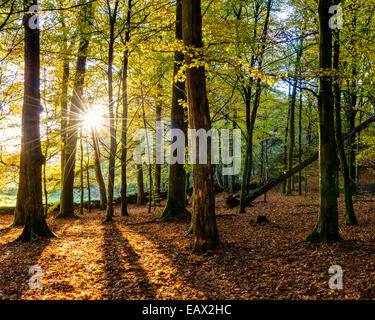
[
  {"xmin": 124, "ymin": 218, "xmax": 219, "ymax": 298},
  {"xmin": 0, "ymin": 239, "xmax": 51, "ymax": 299},
  {"xmin": 0, "ymin": 219, "xmax": 67, "ymax": 299},
  {"xmin": 101, "ymin": 221, "xmax": 158, "ymax": 299}
]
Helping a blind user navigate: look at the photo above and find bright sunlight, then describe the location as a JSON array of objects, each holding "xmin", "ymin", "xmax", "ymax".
[{"xmin": 81, "ymin": 105, "xmax": 106, "ymax": 131}]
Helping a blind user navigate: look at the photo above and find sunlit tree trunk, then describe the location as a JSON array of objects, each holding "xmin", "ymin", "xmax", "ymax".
[
  {"xmin": 85, "ymin": 136, "xmax": 91, "ymax": 213},
  {"xmin": 17, "ymin": 0, "xmax": 55, "ymax": 241},
  {"xmin": 79, "ymin": 130, "xmax": 84, "ymax": 215},
  {"xmin": 182, "ymin": 0, "xmax": 218, "ymax": 253},
  {"xmin": 105, "ymin": 0, "xmax": 119, "ymax": 222},
  {"xmin": 59, "ymin": 1, "xmax": 93, "ymax": 218},
  {"xmin": 120, "ymin": 0, "xmax": 132, "ymax": 217},
  {"xmin": 92, "ymin": 129, "xmax": 107, "ymax": 210},
  {"xmin": 60, "ymin": 15, "xmax": 71, "ymax": 192}
]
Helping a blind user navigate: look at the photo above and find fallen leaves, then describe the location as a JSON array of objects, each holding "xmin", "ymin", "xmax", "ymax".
[{"xmin": 0, "ymin": 180, "xmax": 375, "ymax": 299}]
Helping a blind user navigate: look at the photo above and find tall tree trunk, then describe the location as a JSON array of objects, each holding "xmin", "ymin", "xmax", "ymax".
[
  {"xmin": 239, "ymin": 0, "xmax": 273, "ymax": 213},
  {"xmin": 264, "ymin": 138, "xmax": 268, "ymax": 203},
  {"xmin": 282, "ymin": 100, "xmax": 290, "ymax": 194},
  {"xmin": 60, "ymin": 16, "xmax": 71, "ymax": 193},
  {"xmin": 159, "ymin": 0, "xmax": 188, "ymax": 220},
  {"xmin": 92, "ymin": 129, "xmax": 107, "ymax": 209},
  {"xmin": 59, "ymin": 0, "xmax": 93, "ymax": 218},
  {"xmin": 182, "ymin": 0, "xmax": 218, "ymax": 253},
  {"xmin": 286, "ymin": 43, "xmax": 303, "ymax": 195},
  {"xmin": 120, "ymin": 0, "xmax": 132, "ymax": 217},
  {"xmin": 17, "ymin": 0, "xmax": 54, "ymax": 241},
  {"xmin": 105, "ymin": 0, "xmax": 119, "ymax": 222},
  {"xmin": 43, "ymin": 126, "xmax": 49, "ymax": 217},
  {"xmin": 86, "ymin": 136, "xmax": 91, "ymax": 213},
  {"xmin": 298, "ymin": 81, "xmax": 303, "ymax": 196},
  {"xmin": 230, "ymin": 109, "xmax": 237, "ymax": 194},
  {"xmin": 347, "ymin": 6, "xmax": 358, "ymax": 195},
  {"xmin": 154, "ymin": 82, "xmax": 162, "ymax": 206},
  {"xmin": 136, "ymin": 164, "xmax": 145, "ymax": 205},
  {"xmin": 333, "ymin": 28, "xmax": 358, "ymax": 226},
  {"xmin": 79, "ymin": 130, "xmax": 84, "ymax": 215},
  {"xmin": 305, "ymin": 0, "xmax": 340, "ymax": 243},
  {"xmin": 140, "ymin": 85, "xmax": 152, "ymax": 213}
]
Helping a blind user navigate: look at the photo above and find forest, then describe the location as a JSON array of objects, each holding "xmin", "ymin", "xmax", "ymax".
[{"xmin": 1, "ymin": 0, "xmax": 375, "ymax": 302}]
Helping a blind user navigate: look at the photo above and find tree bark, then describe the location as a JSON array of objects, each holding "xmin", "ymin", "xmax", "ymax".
[
  {"xmin": 286, "ymin": 42, "xmax": 303, "ymax": 195},
  {"xmin": 159, "ymin": 0, "xmax": 189, "ymax": 220},
  {"xmin": 59, "ymin": 0, "xmax": 93, "ymax": 218},
  {"xmin": 239, "ymin": 0, "xmax": 273, "ymax": 213},
  {"xmin": 333, "ymin": 28, "xmax": 358, "ymax": 226},
  {"xmin": 85, "ymin": 136, "xmax": 91, "ymax": 213},
  {"xmin": 105, "ymin": 0, "xmax": 119, "ymax": 222},
  {"xmin": 182, "ymin": 0, "xmax": 218, "ymax": 253},
  {"xmin": 153, "ymin": 83, "xmax": 162, "ymax": 206},
  {"xmin": 305, "ymin": 0, "xmax": 340, "ymax": 243},
  {"xmin": 136, "ymin": 164, "xmax": 145, "ymax": 205},
  {"xmin": 298, "ymin": 81, "xmax": 303, "ymax": 195},
  {"xmin": 17, "ymin": 0, "xmax": 55, "ymax": 241},
  {"xmin": 92, "ymin": 128, "xmax": 107, "ymax": 209},
  {"xmin": 120, "ymin": 0, "xmax": 132, "ymax": 217}
]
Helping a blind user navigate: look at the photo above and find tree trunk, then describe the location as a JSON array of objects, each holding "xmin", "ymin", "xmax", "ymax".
[
  {"xmin": 120, "ymin": 0, "xmax": 132, "ymax": 217},
  {"xmin": 43, "ymin": 126, "xmax": 49, "ymax": 217},
  {"xmin": 136, "ymin": 164, "xmax": 145, "ymax": 205},
  {"xmin": 182, "ymin": 0, "xmax": 218, "ymax": 253},
  {"xmin": 154, "ymin": 83, "xmax": 162, "ymax": 206},
  {"xmin": 105, "ymin": 1, "xmax": 119, "ymax": 222},
  {"xmin": 92, "ymin": 128, "xmax": 107, "ymax": 209},
  {"xmin": 305, "ymin": 0, "xmax": 340, "ymax": 243},
  {"xmin": 159, "ymin": 0, "xmax": 189, "ymax": 220},
  {"xmin": 282, "ymin": 99, "xmax": 290, "ymax": 194},
  {"xmin": 333, "ymin": 28, "xmax": 358, "ymax": 226},
  {"xmin": 230, "ymin": 109, "xmax": 237, "ymax": 194},
  {"xmin": 298, "ymin": 82, "xmax": 303, "ymax": 195},
  {"xmin": 60, "ymin": 18, "xmax": 70, "ymax": 194},
  {"xmin": 79, "ymin": 130, "xmax": 84, "ymax": 215},
  {"xmin": 59, "ymin": 1, "xmax": 93, "ymax": 218},
  {"xmin": 286, "ymin": 43, "xmax": 303, "ymax": 195},
  {"xmin": 239, "ymin": 0, "xmax": 273, "ymax": 213},
  {"xmin": 17, "ymin": 0, "xmax": 55, "ymax": 241},
  {"xmin": 86, "ymin": 136, "xmax": 91, "ymax": 213}
]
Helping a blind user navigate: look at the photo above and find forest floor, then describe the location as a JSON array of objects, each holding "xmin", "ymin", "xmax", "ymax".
[{"xmin": 1, "ymin": 182, "xmax": 375, "ymax": 300}]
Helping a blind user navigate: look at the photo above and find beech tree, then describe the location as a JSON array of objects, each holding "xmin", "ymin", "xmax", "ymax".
[
  {"xmin": 182, "ymin": 0, "xmax": 218, "ymax": 253},
  {"xmin": 59, "ymin": 0, "xmax": 93, "ymax": 218},
  {"xmin": 305, "ymin": 0, "xmax": 340, "ymax": 243},
  {"xmin": 159, "ymin": 0, "xmax": 189, "ymax": 220},
  {"xmin": 17, "ymin": 0, "xmax": 54, "ymax": 241}
]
